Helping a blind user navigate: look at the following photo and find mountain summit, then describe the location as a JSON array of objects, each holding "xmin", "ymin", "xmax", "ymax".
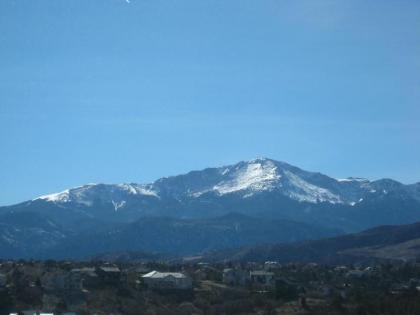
[{"xmin": 33, "ymin": 157, "xmax": 419, "ymax": 209}]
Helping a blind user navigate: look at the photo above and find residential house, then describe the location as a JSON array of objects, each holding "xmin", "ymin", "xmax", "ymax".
[{"xmin": 142, "ymin": 271, "xmax": 192, "ymax": 290}]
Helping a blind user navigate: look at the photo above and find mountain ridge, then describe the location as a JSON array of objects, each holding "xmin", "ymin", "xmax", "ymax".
[
  {"xmin": 205, "ymin": 220, "xmax": 420, "ymax": 264},
  {"xmin": 1, "ymin": 158, "xmax": 420, "ymax": 259},
  {"xmin": 0, "ymin": 211, "xmax": 339, "ymax": 259},
  {"xmin": 27, "ymin": 157, "xmax": 420, "ymax": 208},
  {"xmin": 2, "ymin": 158, "xmax": 420, "ymax": 230}
]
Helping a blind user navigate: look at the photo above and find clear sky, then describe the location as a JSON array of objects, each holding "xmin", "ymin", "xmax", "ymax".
[{"xmin": 1, "ymin": 0, "xmax": 419, "ymax": 206}]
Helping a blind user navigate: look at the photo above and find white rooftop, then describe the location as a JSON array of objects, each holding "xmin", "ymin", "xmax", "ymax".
[{"xmin": 142, "ymin": 270, "xmax": 187, "ymax": 279}]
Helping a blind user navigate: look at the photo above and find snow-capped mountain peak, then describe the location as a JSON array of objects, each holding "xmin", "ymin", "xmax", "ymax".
[
  {"xmin": 30, "ymin": 158, "xmax": 418, "ymax": 212},
  {"xmin": 197, "ymin": 158, "xmax": 344, "ymax": 203},
  {"xmin": 181, "ymin": 158, "xmax": 347, "ymax": 203},
  {"xmin": 213, "ymin": 159, "xmax": 281, "ymax": 195}
]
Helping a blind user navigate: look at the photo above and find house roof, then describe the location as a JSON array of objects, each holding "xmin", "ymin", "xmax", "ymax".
[
  {"xmin": 99, "ymin": 266, "xmax": 121, "ymax": 273},
  {"xmin": 142, "ymin": 270, "xmax": 187, "ymax": 279},
  {"xmin": 70, "ymin": 267, "xmax": 97, "ymax": 277},
  {"xmin": 250, "ymin": 270, "xmax": 274, "ymax": 276}
]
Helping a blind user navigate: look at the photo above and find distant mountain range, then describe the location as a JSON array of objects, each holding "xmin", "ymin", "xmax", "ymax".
[{"xmin": 0, "ymin": 158, "xmax": 419, "ymax": 259}]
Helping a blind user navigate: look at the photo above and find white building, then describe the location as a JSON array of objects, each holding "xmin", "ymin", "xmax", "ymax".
[{"xmin": 142, "ymin": 271, "xmax": 192, "ymax": 290}]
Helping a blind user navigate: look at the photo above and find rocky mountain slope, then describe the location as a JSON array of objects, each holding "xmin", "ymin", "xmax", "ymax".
[{"xmin": 43, "ymin": 213, "xmax": 339, "ymax": 259}]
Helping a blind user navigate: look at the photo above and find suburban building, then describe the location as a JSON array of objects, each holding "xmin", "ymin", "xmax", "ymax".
[{"xmin": 142, "ymin": 271, "xmax": 192, "ymax": 290}]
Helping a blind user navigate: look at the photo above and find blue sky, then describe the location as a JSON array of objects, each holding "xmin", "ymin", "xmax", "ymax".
[{"xmin": 1, "ymin": 0, "xmax": 419, "ymax": 205}]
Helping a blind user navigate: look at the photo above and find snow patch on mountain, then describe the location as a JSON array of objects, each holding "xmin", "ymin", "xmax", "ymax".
[
  {"xmin": 117, "ymin": 183, "xmax": 138, "ymax": 195},
  {"xmin": 134, "ymin": 186, "xmax": 158, "ymax": 197},
  {"xmin": 117, "ymin": 183, "xmax": 158, "ymax": 197},
  {"xmin": 35, "ymin": 183, "xmax": 158, "ymax": 206},
  {"xmin": 37, "ymin": 189, "xmax": 71, "ymax": 202},
  {"xmin": 337, "ymin": 177, "xmax": 369, "ymax": 183},
  {"xmin": 283, "ymin": 170, "xmax": 342, "ymax": 203},
  {"xmin": 112, "ymin": 200, "xmax": 126, "ymax": 211},
  {"xmin": 213, "ymin": 160, "xmax": 280, "ymax": 195},
  {"xmin": 197, "ymin": 159, "xmax": 346, "ymax": 204}
]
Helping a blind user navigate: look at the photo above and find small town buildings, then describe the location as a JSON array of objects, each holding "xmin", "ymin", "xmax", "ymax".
[{"xmin": 142, "ymin": 271, "xmax": 192, "ymax": 290}]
